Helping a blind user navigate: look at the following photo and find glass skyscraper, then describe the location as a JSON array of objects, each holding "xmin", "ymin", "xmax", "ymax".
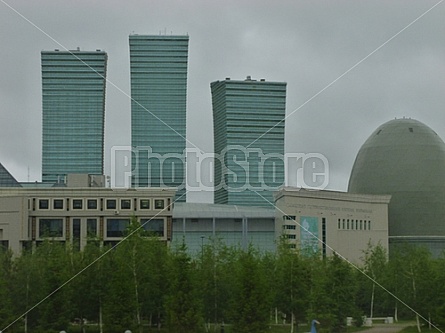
[
  {"xmin": 211, "ymin": 77, "xmax": 287, "ymax": 207},
  {"xmin": 129, "ymin": 35, "xmax": 189, "ymax": 202},
  {"xmin": 41, "ymin": 49, "xmax": 107, "ymax": 183}
]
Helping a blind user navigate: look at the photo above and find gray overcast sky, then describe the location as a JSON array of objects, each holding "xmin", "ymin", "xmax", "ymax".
[{"xmin": 0, "ymin": 0, "xmax": 444, "ymax": 203}]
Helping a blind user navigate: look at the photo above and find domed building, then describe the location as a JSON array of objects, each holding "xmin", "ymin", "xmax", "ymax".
[{"xmin": 348, "ymin": 118, "xmax": 445, "ymax": 256}]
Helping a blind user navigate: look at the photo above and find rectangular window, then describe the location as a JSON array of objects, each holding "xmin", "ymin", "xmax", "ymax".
[
  {"xmin": 283, "ymin": 215, "xmax": 296, "ymax": 221},
  {"xmin": 140, "ymin": 199, "xmax": 150, "ymax": 209},
  {"xmin": 72, "ymin": 219, "xmax": 81, "ymax": 238},
  {"xmin": 106, "ymin": 199, "xmax": 117, "ymax": 210},
  {"xmin": 121, "ymin": 199, "xmax": 131, "ymax": 210},
  {"xmin": 87, "ymin": 219, "xmax": 97, "ymax": 237},
  {"xmin": 0, "ymin": 240, "xmax": 8, "ymax": 251},
  {"xmin": 364, "ymin": 220, "xmax": 367, "ymax": 230},
  {"xmin": 72, "ymin": 199, "xmax": 83, "ymax": 210},
  {"xmin": 39, "ymin": 219, "xmax": 63, "ymax": 238},
  {"xmin": 154, "ymin": 199, "xmax": 164, "ymax": 209},
  {"xmin": 106, "ymin": 218, "xmax": 130, "ymax": 237},
  {"xmin": 322, "ymin": 217, "xmax": 327, "ymax": 258},
  {"xmin": 286, "ymin": 234, "xmax": 296, "ymax": 239},
  {"xmin": 72, "ymin": 219, "xmax": 81, "ymax": 251},
  {"xmin": 39, "ymin": 199, "xmax": 49, "ymax": 210},
  {"xmin": 87, "ymin": 199, "xmax": 98, "ymax": 210},
  {"xmin": 140, "ymin": 218, "xmax": 164, "ymax": 236},
  {"xmin": 284, "ymin": 225, "xmax": 296, "ymax": 230},
  {"xmin": 53, "ymin": 199, "xmax": 64, "ymax": 210}
]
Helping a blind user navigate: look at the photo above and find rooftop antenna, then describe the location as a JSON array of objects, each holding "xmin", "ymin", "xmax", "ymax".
[{"xmin": 27, "ymin": 166, "xmax": 30, "ymax": 182}]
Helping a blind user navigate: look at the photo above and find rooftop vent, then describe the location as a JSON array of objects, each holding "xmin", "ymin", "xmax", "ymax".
[{"xmin": 245, "ymin": 75, "xmax": 251, "ymax": 81}]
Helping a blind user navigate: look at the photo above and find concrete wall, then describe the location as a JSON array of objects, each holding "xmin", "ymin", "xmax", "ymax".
[
  {"xmin": 0, "ymin": 196, "xmax": 28, "ymax": 253},
  {"xmin": 275, "ymin": 188, "xmax": 390, "ymax": 263}
]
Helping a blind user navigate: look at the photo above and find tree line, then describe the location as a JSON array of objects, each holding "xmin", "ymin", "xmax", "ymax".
[{"xmin": 0, "ymin": 220, "xmax": 444, "ymax": 333}]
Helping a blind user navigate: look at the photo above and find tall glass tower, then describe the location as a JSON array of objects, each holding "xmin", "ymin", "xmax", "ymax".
[
  {"xmin": 211, "ymin": 77, "xmax": 287, "ymax": 207},
  {"xmin": 41, "ymin": 49, "xmax": 107, "ymax": 183},
  {"xmin": 129, "ymin": 34, "xmax": 189, "ymax": 202}
]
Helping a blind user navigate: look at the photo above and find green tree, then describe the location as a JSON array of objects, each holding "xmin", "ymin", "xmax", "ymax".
[
  {"xmin": 230, "ymin": 246, "xmax": 270, "ymax": 333},
  {"xmin": 431, "ymin": 254, "xmax": 445, "ymax": 327},
  {"xmin": 33, "ymin": 240, "xmax": 73, "ymax": 332},
  {"xmin": 141, "ymin": 235, "xmax": 170, "ymax": 330},
  {"xmin": 307, "ymin": 255, "xmax": 333, "ymax": 330},
  {"xmin": 9, "ymin": 250, "xmax": 42, "ymax": 333},
  {"xmin": 308, "ymin": 253, "xmax": 358, "ymax": 333},
  {"xmin": 0, "ymin": 249, "xmax": 14, "ymax": 331},
  {"xmin": 360, "ymin": 242, "xmax": 389, "ymax": 319},
  {"xmin": 102, "ymin": 243, "xmax": 136, "ymax": 333},
  {"xmin": 69, "ymin": 240, "xmax": 106, "ymax": 332},
  {"xmin": 198, "ymin": 238, "xmax": 228, "ymax": 331},
  {"xmin": 390, "ymin": 245, "xmax": 435, "ymax": 332},
  {"xmin": 165, "ymin": 242, "xmax": 203, "ymax": 333},
  {"xmin": 275, "ymin": 240, "xmax": 311, "ymax": 332},
  {"xmin": 120, "ymin": 218, "xmax": 150, "ymax": 333}
]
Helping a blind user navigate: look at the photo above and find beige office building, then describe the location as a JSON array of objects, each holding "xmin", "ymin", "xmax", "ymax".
[
  {"xmin": 275, "ymin": 187, "xmax": 391, "ymax": 263},
  {"xmin": 0, "ymin": 175, "xmax": 176, "ymax": 253}
]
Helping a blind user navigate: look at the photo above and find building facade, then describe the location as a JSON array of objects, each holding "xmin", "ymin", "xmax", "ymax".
[
  {"xmin": 211, "ymin": 77, "xmax": 286, "ymax": 207},
  {"xmin": 129, "ymin": 34, "xmax": 189, "ymax": 201},
  {"xmin": 172, "ymin": 202, "xmax": 275, "ymax": 254},
  {"xmin": 41, "ymin": 49, "xmax": 107, "ymax": 183},
  {"xmin": 275, "ymin": 187, "xmax": 391, "ymax": 263},
  {"xmin": 0, "ymin": 177, "xmax": 175, "ymax": 253}
]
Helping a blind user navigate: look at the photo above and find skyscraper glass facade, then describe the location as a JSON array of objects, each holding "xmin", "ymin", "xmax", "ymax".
[
  {"xmin": 129, "ymin": 35, "xmax": 188, "ymax": 202},
  {"xmin": 211, "ymin": 78, "xmax": 286, "ymax": 207},
  {"xmin": 41, "ymin": 50, "xmax": 107, "ymax": 183}
]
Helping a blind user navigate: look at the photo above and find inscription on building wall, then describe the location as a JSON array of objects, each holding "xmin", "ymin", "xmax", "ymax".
[{"xmin": 301, "ymin": 204, "xmax": 373, "ymax": 214}]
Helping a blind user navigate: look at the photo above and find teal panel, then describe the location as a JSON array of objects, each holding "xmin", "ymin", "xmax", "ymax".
[{"xmin": 300, "ymin": 216, "xmax": 319, "ymax": 254}]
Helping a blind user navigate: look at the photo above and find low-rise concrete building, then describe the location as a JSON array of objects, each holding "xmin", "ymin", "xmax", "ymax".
[
  {"xmin": 0, "ymin": 175, "xmax": 176, "ymax": 253},
  {"xmin": 275, "ymin": 187, "xmax": 391, "ymax": 263}
]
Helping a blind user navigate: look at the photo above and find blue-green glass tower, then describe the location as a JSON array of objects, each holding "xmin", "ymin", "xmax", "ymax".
[
  {"xmin": 211, "ymin": 77, "xmax": 286, "ymax": 207},
  {"xmin": 41, "ymin": 49, "xmax": 107, "ymax": 183},
  {"xmin": 129, "ymin": 35, "xmax": 188, "ymax": 202}
]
